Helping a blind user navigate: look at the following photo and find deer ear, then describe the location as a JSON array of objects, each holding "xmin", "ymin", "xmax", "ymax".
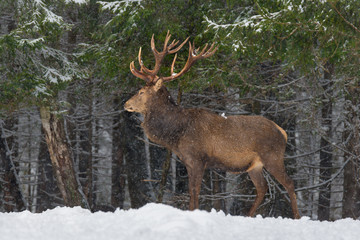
[{"xmin": 154, "ymin": 78, "xmax": 163, "ymax": 92}]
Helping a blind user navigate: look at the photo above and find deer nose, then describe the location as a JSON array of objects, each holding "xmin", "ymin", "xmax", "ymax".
[{"xmin": 124, "ymin": 103, "xmax": 133, "ymax": 112}]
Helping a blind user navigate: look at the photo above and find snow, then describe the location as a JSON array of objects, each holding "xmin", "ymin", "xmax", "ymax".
[
  {"xmin": 18, "ymin": 37, "xmax": 44, "ymax": 47},
  {"xmin": 98, "ymin": 0, "xmax": 142, "ymax": 12},
  {"xmin": 0, "ymin": 203, "xmax": 359, "ymax": 240},
  {"xmin": 33, "ymin": 0, "xmax": 64, "ymax": 25},
  {"xmin": 65, "ymin": 0, "xmax": 89, "ymax": 4}
]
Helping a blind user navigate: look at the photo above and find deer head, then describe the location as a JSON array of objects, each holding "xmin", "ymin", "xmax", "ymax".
[{"xmin": 124, "ymin": 31, "xmax": 217, "ymax": 114}]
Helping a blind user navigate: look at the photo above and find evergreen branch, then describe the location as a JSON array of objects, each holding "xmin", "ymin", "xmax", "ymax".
[{"xmin": 328, "ymin": 1, "xmax": 360, "ymax": 34}]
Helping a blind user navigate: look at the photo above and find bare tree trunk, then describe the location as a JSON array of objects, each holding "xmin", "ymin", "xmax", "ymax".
[
  {"xmin": 342, "ymin": 84, "xmax": 360, "ymax": 219},
  {"xmin": 37, "ymin": 127, "xmax": 61, "ymax": 212},
  {"xmin": 111, "ymin": 98, "xmax": 126, "ymax": 209},
  {"xmin": 81, "ymin": 100, "xmax": 93, "ymax": 208},
  {"xmin": 212, "ymin": 170, "xmax": 226, "ymax": 211},
  {"xmin": 123, "ymin": 111, "xmax": 152, "ymax": 208},
  {"xmin": 317, "ymin": 64, "xmax": 334, "ymax": 221},
  {"xmin": 39, "ymin": 106, "xmax": 84, "ymax": 207},
  {"xmin": 342, "ymin": 152, "xmax": 360, "ymax": 219},
  {"xmin": 0, "ymin": 119, "xmax": 26, "ymax": 211}
]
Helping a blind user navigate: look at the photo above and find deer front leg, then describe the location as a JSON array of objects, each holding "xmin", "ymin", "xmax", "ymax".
[{"xmin": 186, "ymin": 163, "xmax": 205, "ymax": 210}]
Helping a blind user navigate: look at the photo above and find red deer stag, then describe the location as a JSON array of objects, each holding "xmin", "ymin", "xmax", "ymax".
[{"xmin": 124, "ymin": 31, "xmax": 300, "ymax": 219}]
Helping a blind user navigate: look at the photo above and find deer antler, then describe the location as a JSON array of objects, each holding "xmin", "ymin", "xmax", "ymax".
[
  {"xmin": 130, "ymin": 30, "xmax": 189, "ymax": 84},
  {"xmin": 162, "ymin": 42, "xmax": 218, "ymax": 82},
  {"xmin": 130, "ymin": 31, "xmax": 217, "ymax": 84}
]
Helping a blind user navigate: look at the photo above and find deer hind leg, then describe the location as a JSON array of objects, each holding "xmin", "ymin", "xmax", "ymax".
[
  {"xmin": 186, "ymin": 163, "xmax": 205, "ymax": 210},
  {"xmin": 247, "ymin": 164, "xmax": 268, "ymax": 217},
  {"xmin": 265, "ymin": 163, "xmax": 300, "ymax": 219}
]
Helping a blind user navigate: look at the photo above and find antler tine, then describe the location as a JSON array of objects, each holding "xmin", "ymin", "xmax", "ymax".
[
  {"xmin": 151, "ymin": 34, "xmax": 157, "ymax": 53},
  {"xmin": 138, "ymin": 47, "xmax": 143, "ymax": 67},
  {"xmin": 130, "ymin": 61, "xmax": 152, "ymax": 83},
  {"xmin": 192, "ymin": 42, "xmax": 218, "ymax": 59},
  {"xmin": 170, "ymin": 53, "xmax": 177, "ymax": 76},
  {"xmin": 162, "ymin": 41, "xmax": 218, "ymax": 82},
  {"xmin": 192, "ymin": 40, "xmax": 201, "ymax": 53},
  {"xmin": 150, "ymin": 32, "xmax": 171, "ymax": 55},
  {"xmin": 168, "ymin": 39, "xmax": 179, "ymax": 50},
  {"xmin": 197, "ymin": 43, "xmax": 208, "ymax": 57},
  {"xmin": 138, "ymin": 46, "xmax": 159, "ymax": 77},
  {"xmin": 169, "ymin": 36, "xmax": 190, "ymax": 54},
  {"xmin": 163, "ymin": 30, "xmax": 172, "ymax": 51},
  {"xmin": 204, "ymin": 42, "xmax": 218, "ymax": 57},
  {"xmin": 193, "ymin": 42, "xmax": 209, "ymax": 57},
  {"xmin": 150, "ymin": 32, "xmax": 171, "ymax": 53},
  {"xmin": 142, "ymin": 34, "xmax": 164, "ymax": 76}
]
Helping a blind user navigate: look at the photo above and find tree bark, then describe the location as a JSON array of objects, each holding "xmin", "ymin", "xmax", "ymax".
[
  {"xmin": 123, "ymin": 111, "xmax": 152, "ymax": 208},
  {"xmin": 342, "ymin": 83, "xmax": 360, "ymax": 219},
  {"xmin": 80, "ymin": 102, "xmax": 93, "ymax": 208},
  {"xmin": 0, "ymin": 118, "xmax": 26, "ymax": 211},
  {"xmin": 39, "ymin": 106, "xmax": 84, "ymax": 207},
  {"xmin": 37, "ymin": 127, "xmax": 61, "ymax": 212},
  {"xmin": 317, "ymin": 64, "xmax": 334, "ymax": 221},
  {"xmin": 111, "ymin": 98, "xmax": 126, "ymax": 209},
  {"xmin": 157, "ymin": 150, "xmax": 172, "ymax": 203}
]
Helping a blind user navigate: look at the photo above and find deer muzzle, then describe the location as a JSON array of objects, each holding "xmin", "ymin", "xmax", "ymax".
[{"xmin": 124, "ymin": 102, "xmax": 134, "ymax": 112}]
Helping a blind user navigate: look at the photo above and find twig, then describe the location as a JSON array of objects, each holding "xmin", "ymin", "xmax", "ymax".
[{"xmin": 329, "ymin": 1, "xmax": 360, "ymax": 34}]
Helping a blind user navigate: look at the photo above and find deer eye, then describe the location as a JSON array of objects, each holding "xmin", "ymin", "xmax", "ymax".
[{"xmin": 139, "ymin": 91, "xmax": 144, "ymax": 95}]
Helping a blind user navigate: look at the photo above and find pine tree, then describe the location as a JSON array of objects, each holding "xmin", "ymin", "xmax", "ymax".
[{"xmin": 0, "ymin": 0, "xmax": 88, "ymax": 207}]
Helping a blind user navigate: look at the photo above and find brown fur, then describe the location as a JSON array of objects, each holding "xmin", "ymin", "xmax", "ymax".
[{"xmin": 125, "ymin": 81, "xmax": 300, "ymax": 219}]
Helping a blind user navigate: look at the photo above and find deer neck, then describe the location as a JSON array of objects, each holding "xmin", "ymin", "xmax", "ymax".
[{"xmin": 142, "ymin": 89, "xmax": 188, "ymax": 149}]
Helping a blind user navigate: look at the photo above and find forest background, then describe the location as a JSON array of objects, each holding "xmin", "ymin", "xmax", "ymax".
[{"xmin": 0, "ymin": 0, "xmax": 359, "ymax": 221}]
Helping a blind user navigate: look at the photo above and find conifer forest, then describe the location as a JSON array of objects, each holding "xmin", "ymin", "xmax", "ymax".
[{"xmin": 0, "ymin": 0, "xmax": 359, "ymax": 221}]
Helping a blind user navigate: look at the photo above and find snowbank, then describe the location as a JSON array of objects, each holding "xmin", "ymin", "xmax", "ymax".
[{"xmin": 0, "ymin": 203, "xmax": 359, "ymax": 240}]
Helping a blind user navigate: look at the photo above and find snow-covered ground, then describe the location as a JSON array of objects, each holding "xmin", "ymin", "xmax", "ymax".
[{"xmin": 0, "ymin": 203, "xmax": 359, "ymax": 240}]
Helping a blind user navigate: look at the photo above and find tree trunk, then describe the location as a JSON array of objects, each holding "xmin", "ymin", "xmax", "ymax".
[
  {"xmin": 39, "ymin": 106, "xmax": 84, "ymax": 207},
  {"xmin": 37, "ymin": 127, "xmax": 61, "ymax": 212},
  {"xmin": 81, "ymin": 102, "xmax": 93, "ymax": 208},
  {"xmin": 123, "ymin": 111, "xmax": 152, "ymax": 208},
  {"xmin": 0, "ymin": 119, "xmax": 26, "ymax": 211},
  {"xmin": 342, "ymin": 84, "xmax": 360, "ymax": 219},
  {"xmin": 111, "ymin": 98, "xmax": 126, "ymax": 209},
  {"xmin": 212, "ymin": 170, "xmax": 226, "ymax": 211},
  {"xmin": 342, "ymin": 153, "xmax": 360, "ymax": 219},
  {"xmin": 317, "ymin": 64, "xmax": 334, "ymax": 221}
]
